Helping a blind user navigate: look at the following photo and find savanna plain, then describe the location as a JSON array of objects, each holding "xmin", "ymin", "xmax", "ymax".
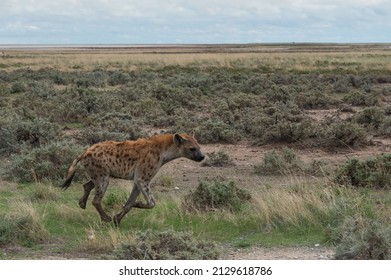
[{"xmin": 1, "ymin": 44, "xmax": 391, "ymax": 260}]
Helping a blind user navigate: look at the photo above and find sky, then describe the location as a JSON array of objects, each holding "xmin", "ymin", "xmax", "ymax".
[{"xmin": 1, "ymin": 0, "xmax": 390, "ymax": 44}]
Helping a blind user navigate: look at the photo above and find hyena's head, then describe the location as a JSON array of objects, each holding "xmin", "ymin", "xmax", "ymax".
[{"xmin": 174, "ymin": 133, "xmax": 205, "ymax": 162}]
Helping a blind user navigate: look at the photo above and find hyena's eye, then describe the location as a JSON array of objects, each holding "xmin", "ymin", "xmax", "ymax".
[{"xmin": 190, "ymin": 147, "xmax": 197, "ymax": 152}]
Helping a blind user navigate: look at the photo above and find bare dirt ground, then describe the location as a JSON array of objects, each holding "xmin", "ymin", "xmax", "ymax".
[
  {"xmin": 1, "ymin": 244, "xmax": 335, "ymax": 260},
  {"xmin": 155, "ymin": 138, "xmax": 391, "ymax": 194},
  {"xmin": 225, "ymin": 245, "xmax": 334, "ymax": 260}
]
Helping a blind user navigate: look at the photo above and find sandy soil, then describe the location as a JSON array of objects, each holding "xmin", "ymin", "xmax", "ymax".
[{"xmin": 225, "ymin": 245, "xmax": 334, "ymax": 260}]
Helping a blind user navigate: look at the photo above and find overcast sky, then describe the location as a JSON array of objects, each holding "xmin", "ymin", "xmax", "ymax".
[{"xmin": 1, "ymin": 0, "xmax": 390, "ymax": 44}]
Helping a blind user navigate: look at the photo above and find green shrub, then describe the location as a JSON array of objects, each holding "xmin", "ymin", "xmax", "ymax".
[
  {"xmin": 0, "ymin": 116, "xmax": 62, "ymax": 155},
  {"xmin": 97, "ymin": 113, "xmax": 147, "ymax": 139},
  {"xmin": 107, "ymin": 71, "xmax": 132, "ymax": 86},
  {"xmin": 196, "ymin": 120, "xmax": 242, "ymax": 144},
  {"xmin": 77, "ymin": 129, "xmax": 129, "ymax": 145},
  {"xmin": 254, "ymin": 147, "xmax": 304, "ymax": 175},
  {"xmin": 254, "ymin": 102, "xmax": 315, "ymax": 143},
  {"xmin": 355, "ymin": 107, "xmax": 385, "ymax": 130},
  {"xmin": 7, "ymin": 140, "xmax": 84, "ymax": 183},
  {"xmin": 75, "ymin": 71, "xmax": 108, "ymax": 88},
  {"xmin": 335, "ymin": 154, "xmax": 391, "ymax": 189},
  {"xmin": 379, "ymin": 117, "xmax": 391, "ymax": 136},
  {"xmin": 294, "ymin": 91, "xmax": 339, "ymax": 109},
  {"xmin": 10, "ymin": 80, "xmax": 28, "ymax": 93},
  {"xmin": 333, "ymin": 217, "xmax": 391, "ymax": 260},
  {"xmin": 343, "ymin": 90, "xmax": 381, "ymax": 106},
  {"xmin": 265, "ymin": 86, "xmax": 292, "ymax": 103},
  {"xmin": 111, "ymin": 229, "xmax": 219, "ymax": 260},
  {"xmin": 306, "ymin": 159, "xmax": 331, "ymax": 177},
  {"xmin": 184, "ymin": 179, "xmax": 251, "ymax": 213},
  {"xmin": 322, "ymin": 121, "xmax": 368, "ymax": 148},
  {"xmin": 75, "ymin": 112, "xmax": 147, "ymax": 145}
]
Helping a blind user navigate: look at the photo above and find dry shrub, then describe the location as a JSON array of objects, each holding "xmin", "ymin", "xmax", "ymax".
[
  {"xmin": 254, "ymin": 147, "xmax": 304, "ymax": 175},
  {"xmin": 322, "ymin": 121, "xmax": 368, "ymax": 148},
  {"xmin": 110, "ymin": 229, "xmax": 219, "ymax": 260},
  {"xmin": 201, "ymin": 150, "xmax": 235, "ymax": 167},
  {"xmin": 184, "ymin": 179, "xmax": 251, "ymax": 213},
  {"xmin": 7, "ymin": 140, "xmax": 84, "ymax": 183},
  {"xmin": 333, "ymin": 216, "xmax": 391, "ymax": 260},
  {"xmin": 335, "ymin": 154, "xmax": 391, "ymax": 189}
]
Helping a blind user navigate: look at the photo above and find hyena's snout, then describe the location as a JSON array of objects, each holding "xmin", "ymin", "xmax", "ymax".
[{"xmin": 194, "ymin": 150, "xmax": 205, "ymax": 162}]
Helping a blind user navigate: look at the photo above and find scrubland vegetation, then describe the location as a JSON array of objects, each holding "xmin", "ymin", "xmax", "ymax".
[{"xmin": 1, "ymin": 44, "xmax": 391, "ymax": 259}]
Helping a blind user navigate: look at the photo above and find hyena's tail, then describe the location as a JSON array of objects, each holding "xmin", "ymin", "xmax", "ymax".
[{"xmin": 61, "ymin": 152, "xmax": 85, "ymax": 190}]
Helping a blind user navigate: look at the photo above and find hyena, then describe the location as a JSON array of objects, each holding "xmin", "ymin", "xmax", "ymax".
[{"xmin": 61, "ymin": 133, "xmax": 204, "ymax": 226}]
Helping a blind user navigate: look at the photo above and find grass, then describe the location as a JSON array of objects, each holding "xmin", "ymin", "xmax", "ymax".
[
  {"xmin": 3, "ymin": 46, "xmax": 391, "ymax": 73},
  {"xmin": 1, "ymin": 177, "xmax": 389, "ymax": 259}
]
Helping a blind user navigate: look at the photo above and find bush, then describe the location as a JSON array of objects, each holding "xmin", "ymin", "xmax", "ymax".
[
  {"xmin": 294, "ymin": 91, "xmax": 339, "ymax": 109},
  {"xmin": 111, "ymin": 229, "xmax": 219, "ymax": 260},
  {"xmin": 184, "ymin": 179, "xmax": 251, "ymax": 213},
  {"xmin": 7, "ymin": 140, "xmax": 84, "ymax": 183},
  {"xmin": 196, "ymin": 120, "xmax": 242, "ymax": 144},
  {"xmin": 355, "ymin": 107, "xmax": 385, "ymax": 130},
  {"xmin": 333, "ymin": 217, "xmax": 391, "ymax": 260},
  {"xmin": 242, "ymin": 102, "xmax": 315, "ymax": 144},
  {"xmin": 322, "ymin": 121, "xmax": 368, "ymax": 148},
  {"xmin": 335, "ymin": 154, "xmax": 391, "ymax": 189},
  {"xmin": 343, "ymin": 90, "xmax": 381, "ymax": 106},
  {"xmin": 0, "ymin": 116, "xmax": 62, "ymax": 155},
  {"xmin": 10, "ymin": 80, "xmax": 28, "ymax": 93},
  {"xmin": 201, "ymin": 150, "xmax": 235, "ymax": 167},
  {"xmin": 379, "ymin": 117, "xmax": 391, "ymax": 136},
  {"xmin": 77, "ymin": 129, "xmax": 130, "ymax": 145},
  {"xmin": 254, "ymin": 147, "xmax": 304, "ymax": 175},
  {"xmin": 76, "ymin": 112, "xmax": 147, "ymax": 145}
]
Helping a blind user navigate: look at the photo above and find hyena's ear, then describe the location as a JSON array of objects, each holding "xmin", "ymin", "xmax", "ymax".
[{"xmin": 174, "ymin": 133, "xmax": 186, "ymax": 146}]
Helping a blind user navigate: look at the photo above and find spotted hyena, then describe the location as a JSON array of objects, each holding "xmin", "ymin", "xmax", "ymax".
[{"xmin": 61, "ymin": 133, "xmax": 204, "ymax": 226}]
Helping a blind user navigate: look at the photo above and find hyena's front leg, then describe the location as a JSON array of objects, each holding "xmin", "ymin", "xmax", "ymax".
[
  {"xmin": 113, "ymin": 185, "xmax": 140, "ymax": 227},
  {"xmin": 133, "ymin": 180, "xmax": 156, "ymax": 209}
]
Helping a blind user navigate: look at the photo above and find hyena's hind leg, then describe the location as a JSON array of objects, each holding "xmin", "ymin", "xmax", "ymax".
[
  {"xmin": 91, "ymin": 176, "xmax": 112, "ymax": 223},
  {"xmin": 79, "ymin": 180, "xmax": 95, "ymax": 209}
]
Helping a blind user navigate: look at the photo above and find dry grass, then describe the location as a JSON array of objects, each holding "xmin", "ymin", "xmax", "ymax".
[
  {"xmin": 2, "ymin": 46, "xmax": 391, "ymax": 72},
  {"xmin": 251, "ymin": 184, "xmax": 338, "ymax": 229},
  {"xmin": 82, "ymin": 225, "xmax": 138, "ymax": 253},
  {"xmin": 54, "ymin": 204, "xmax": 86, "ymax": 223},
  {"xmin": 4, "ymin": 199, "xmax": 49, "ymax": 243}
]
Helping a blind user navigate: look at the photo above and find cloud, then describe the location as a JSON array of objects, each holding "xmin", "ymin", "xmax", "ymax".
[
  {"xmin": 0, "ymin": 0, "xmax": 390, "ymax": 43},
  {"xmin": 6, "ymin": 23, "xmax": 40, "ymax": 31}
]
